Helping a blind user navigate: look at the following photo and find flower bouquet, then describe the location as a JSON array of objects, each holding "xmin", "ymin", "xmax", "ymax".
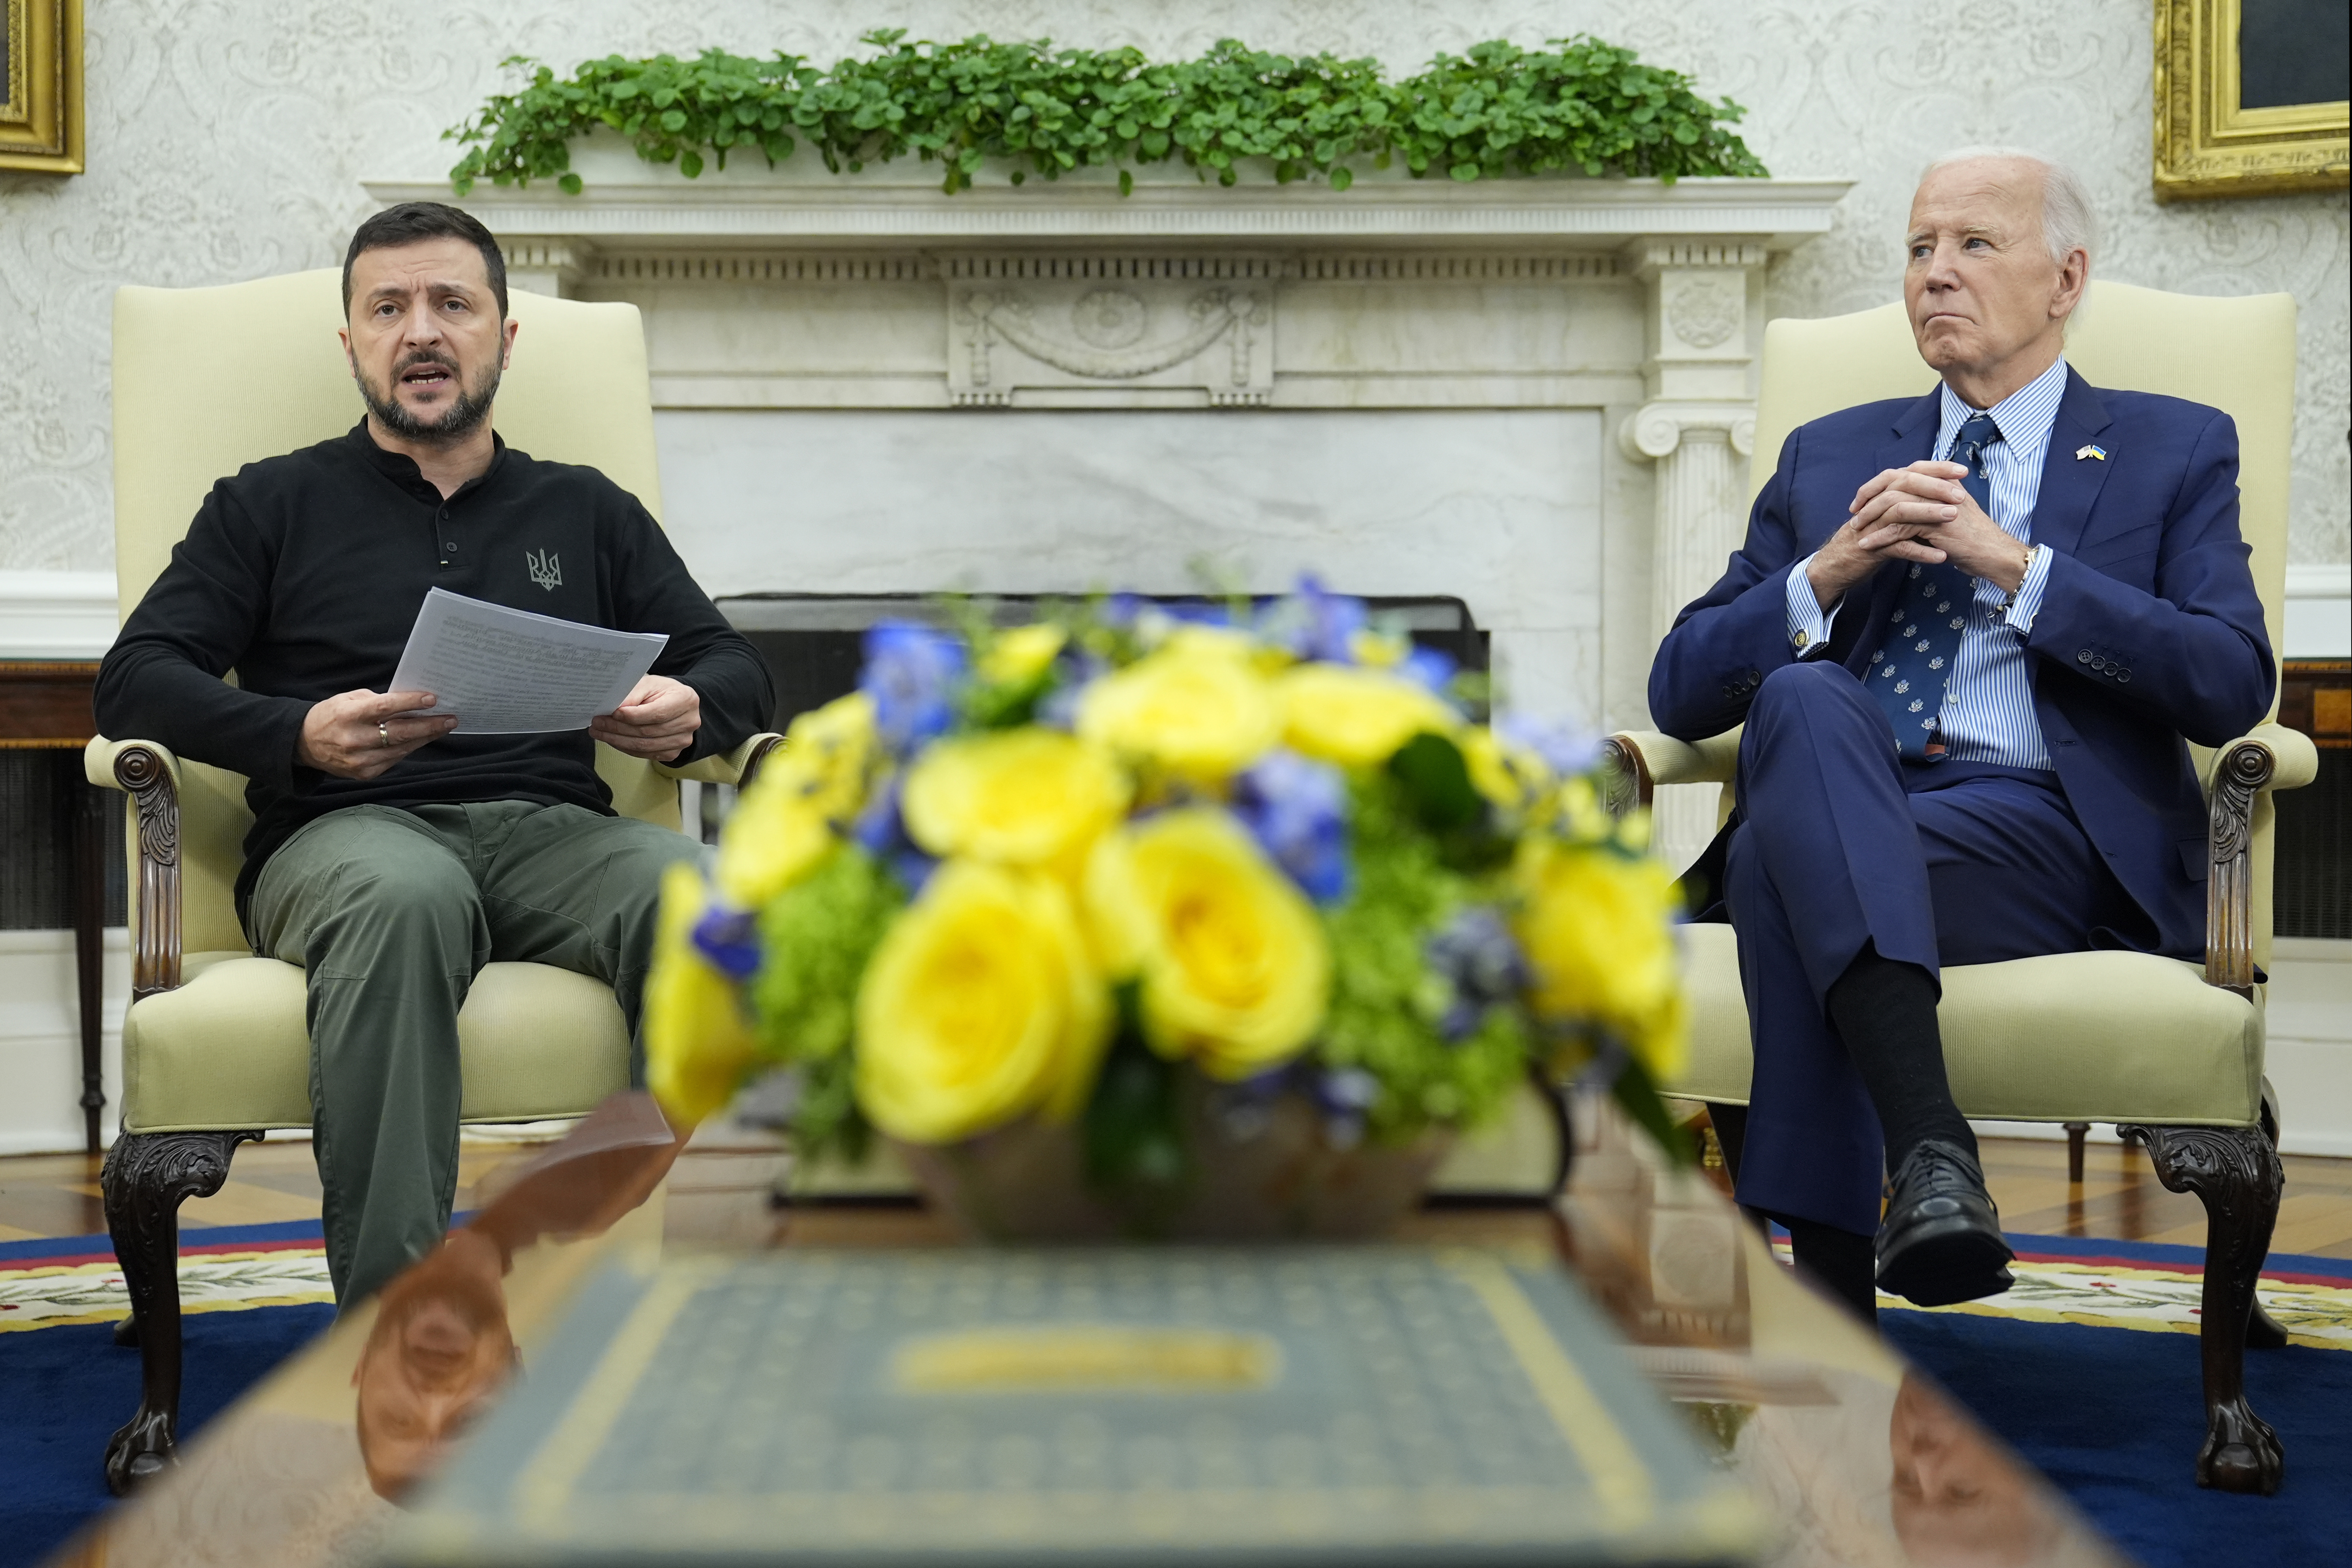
[{"xmin": 646, "ymin": 582, "xmax": 1688, "ymax": 1240}]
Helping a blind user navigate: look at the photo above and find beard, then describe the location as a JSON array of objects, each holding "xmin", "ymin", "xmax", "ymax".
[{"xmin": 359, "ymin": 350, "xmax": 501, "ymax": 442}]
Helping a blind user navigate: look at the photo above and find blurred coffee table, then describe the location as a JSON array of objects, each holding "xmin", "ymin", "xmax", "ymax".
[{"xmin": 47, "ymin": 1100, "xmax": 2131, "ymax": 1567}]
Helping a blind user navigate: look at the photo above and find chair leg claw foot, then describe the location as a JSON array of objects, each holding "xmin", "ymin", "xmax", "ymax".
[
  {"xmin": 2198, "ymin": 1400, "xmax": 2283, "ymax": 1495},
  {"xmin": 103, "ymin": 1405, "xmax": 178, "ymax": 1496}
]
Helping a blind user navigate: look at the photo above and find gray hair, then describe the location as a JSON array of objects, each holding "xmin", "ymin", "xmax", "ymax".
[{"xmin": 1922, "ymin": 147, "xmax": 2097, "ymax": 267}]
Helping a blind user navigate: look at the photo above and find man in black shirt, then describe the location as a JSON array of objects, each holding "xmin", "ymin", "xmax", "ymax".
[{"xmin": 96, "ymin": 203, "xmax": 773, "ymax": 1304}]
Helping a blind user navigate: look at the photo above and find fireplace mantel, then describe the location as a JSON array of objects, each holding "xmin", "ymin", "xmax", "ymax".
[
  {"xmin": 365, "ymin": 156, "xmax": 1855, "ymax": 867},
  {"xmin": 364, "ymin": 159, "xmax": 1852, "ymax": 252}
]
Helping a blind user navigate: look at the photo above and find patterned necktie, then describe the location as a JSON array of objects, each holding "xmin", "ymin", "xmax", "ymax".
[{"xmin": 1863, "ymin": 410, "xmax": 2000, "ymax": 759}]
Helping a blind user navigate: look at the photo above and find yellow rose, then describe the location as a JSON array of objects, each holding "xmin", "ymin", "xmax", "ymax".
[
  {"xmin": 713, "ymin": 691, "xmax": 877, "ymax": 906},
  {"xmin": 901, "ymin": 728, "xmax": 1129, "ymax": 879},
  {"xmin": 1077, "ymin": 628, "xmax": 1280, "ymax": 780},
  {"xmin": 1084, "ymin": 808, "xmax": 1330, "ymax": 1081},
  {"xmin": 645, "ymin": 863, "xmax": 763, "ymax": 1129},
  {"xmin": 1513, "ymin": 838, "xmax": 1687, "ymax": 1081},
  {"xmin": 855, "ymin": 861, "xmax": 1110, "ymax": 1144},
  {"xmin": 1346, "ymin": 627, "xmax": 1412, "ymax": 669},
  {"xmin": 714, "ymin": 785, "xmax": 837, "ymax": 908},
  {"xmin": 1461, "ymin": 725, "xmax": 1550, "ymax": 815},
  {"xmin": 780, "ymin": 690, "xmax": 879, "ymax": 821},
  {"xmin": 1276, "ymin": 663, "xmax": 1459, "ymax": 769},
  {"xmin": 979, "ymin": 622, "xmax": 1068, "ymax": 686}
]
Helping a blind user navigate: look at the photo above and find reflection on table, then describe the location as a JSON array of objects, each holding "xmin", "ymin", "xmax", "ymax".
[{"xmin": 51, "ymin": 1089, "xmax": 2129, "ymax": 1568}]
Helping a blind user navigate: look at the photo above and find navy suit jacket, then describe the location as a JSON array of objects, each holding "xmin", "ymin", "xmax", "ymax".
[{"xmin": 1648, "ymin": 368, "xmax": 2275, "ymax": 959}]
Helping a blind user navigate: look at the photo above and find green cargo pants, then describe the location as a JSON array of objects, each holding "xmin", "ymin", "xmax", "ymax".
[{"xmin": 246, "ymin": 801, "xmax": 706, "ymax": 1304}]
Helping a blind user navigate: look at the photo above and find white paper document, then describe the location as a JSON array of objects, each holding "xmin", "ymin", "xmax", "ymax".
[{"xmin": 389, "ymin": 589, "xmax": 669, "ymax": 734}]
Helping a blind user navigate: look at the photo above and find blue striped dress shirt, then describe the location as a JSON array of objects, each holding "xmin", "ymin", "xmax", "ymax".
[{"xmin": 1785, "ymin": 356, "xmax": 2065, "ymax": 769}]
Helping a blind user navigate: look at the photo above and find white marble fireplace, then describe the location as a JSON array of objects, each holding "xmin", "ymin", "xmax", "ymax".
[{"xmin": 369, "ymin": 146, "xmax": 1851, "ymax": 866}]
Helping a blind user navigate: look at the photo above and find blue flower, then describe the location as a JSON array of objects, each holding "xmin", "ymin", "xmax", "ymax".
[
  {"xmin": 1400, "ymin": 644, "xmax": 1459, "ymax": 697},
  {"xmin": 860, "ymin": 621, "xmax": 966, "ymax": 755},
  {"xmin": 1230, "ymin": 749, "xmax": 1351, "ymax": 903},
  {"xmin": 1496, "ymin": 712, "xmax": 1599, "ymax": 778},
  {"xmin": 852, "ymin": 773, "xmax": 938, "ymax": 895},
  {"xmin": 1425, "ymin": 906, "xmax": 1530, "ymax": 1043},
  {"xmin": 1259, "ymin": 574, "xmax": 1368, "ymax": 663},
  {"xmin": 1035, "ymin": 647, "xmax": 1107, "ymax": 732},
  {"xmin": 690, "ymin": 901, "xmax": 762, "ymax": 981},
  {"xmin": 1312, "ymin": 1067, "xmax": 1381, "ymax": 1148}
]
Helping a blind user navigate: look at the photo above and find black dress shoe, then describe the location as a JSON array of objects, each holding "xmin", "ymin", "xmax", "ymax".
[{"xmin": 1875, "ymin": 1138, "xmax": 2015, "ymax": 1307}]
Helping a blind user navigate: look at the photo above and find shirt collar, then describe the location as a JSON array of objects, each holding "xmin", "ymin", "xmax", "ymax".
[
  {"xmin": 345, "ymin": 420, "xmax": 507, "ymax": 503},
  {"xmin": 1936, "ymin": 356, "xmax": 2069, "ymax": 461}
]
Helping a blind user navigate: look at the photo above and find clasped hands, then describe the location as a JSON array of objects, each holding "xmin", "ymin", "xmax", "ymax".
[
  {"xmin": 1806, "ymin": 461, "xmax": 2033, "ymax": 613},
  {"xmin": 297, "ymin": 675, "xmax": 701, "ymax": 780}
]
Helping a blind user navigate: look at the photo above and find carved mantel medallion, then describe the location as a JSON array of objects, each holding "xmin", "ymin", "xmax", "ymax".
[{"xmin": 948, "ymin": 263, "xmax": 1273, "ymax": 407}]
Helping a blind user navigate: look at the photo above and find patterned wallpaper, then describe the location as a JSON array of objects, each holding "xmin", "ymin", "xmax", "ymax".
[{"xmin": 1, "ymin": 0, "xmax": 2343, "ymax": 571}]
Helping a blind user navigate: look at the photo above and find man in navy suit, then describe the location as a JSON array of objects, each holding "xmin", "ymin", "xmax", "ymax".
[{"xmin": 1649, "ymin": 150, "xmax": 2273, "ymax": 1315}]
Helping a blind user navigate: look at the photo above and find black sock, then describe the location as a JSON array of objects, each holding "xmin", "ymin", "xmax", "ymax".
[
  {"xmin": 1824, "ymin": 946, "xmax": 1976, "ymax": 1173},
  {"xmin": 1781, "ymin": 1214, "xmax": 1878, "ymax": 1323}
]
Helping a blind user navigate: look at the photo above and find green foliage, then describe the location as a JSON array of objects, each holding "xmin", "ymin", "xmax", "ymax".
[
  {"xmin": 1081, "ymin": 984, "xmax": 1189, "ymax": 1214},
  {"xmin": 446, "ymin": 32, "xmax": 1765, "ymax": 197},
  {"xmin": 747, "ymin": 844, "xmax": 903, "ymax": 1160},
  {"xmin": 1388, "ymin": 731, "xmax": 1480, "ymax": 832},
  {"xmin": 1387, "ymin": 729, "xmax": 1515, "ymax": 873},
  {"xmin": 1319, "ymin": 774, "xmax": 1528, "ymax": 1143}
]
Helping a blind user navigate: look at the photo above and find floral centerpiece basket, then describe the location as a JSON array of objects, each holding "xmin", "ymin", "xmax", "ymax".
[{"xmin": 648, "ymin": 583, "xmax": 1687, "ymax": 1240}]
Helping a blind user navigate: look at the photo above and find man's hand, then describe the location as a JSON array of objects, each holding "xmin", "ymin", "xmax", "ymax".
[
  {"xmin": 299, "ymin": 690, "xmax": 457, "ymax": 780},
  {"xmin": 590, "ymin": 674, "xmax": 700, "ymax": 761},
  {"xmin": 1808, "ymin": 460, "xmax": 2032, "ymax": 609}
]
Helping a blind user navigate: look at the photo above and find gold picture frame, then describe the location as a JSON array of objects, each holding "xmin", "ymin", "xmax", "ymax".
[
  {"xmin": 2155, "ymin": 0, "xmax": 2348, "ymax": 200},
  {"xmin": 0, "ymin": 0, "xmax": 82, "ymax": 173}
]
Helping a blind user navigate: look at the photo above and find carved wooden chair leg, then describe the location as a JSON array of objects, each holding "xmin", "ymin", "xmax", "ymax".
[
  {"xmin": 99, "ymin": 1128, "xmax": 263, "ymax": 1496},
  {"xmin": 2246, "ymin": 1084, "xmax": 2291, "ymax": 1351},
  {"xmin": 2117, "ymin": 1122, "xmax": 2284, "ymax": 1494},
  {"xmin": 2063, "ymin": 1122, "xmax": 2089, "ymax": 1183}
]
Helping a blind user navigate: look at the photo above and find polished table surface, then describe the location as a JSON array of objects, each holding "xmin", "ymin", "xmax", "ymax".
[{"xmin": 51, "ymin": 1098, "xmax": 2131, "ymax": 1568}]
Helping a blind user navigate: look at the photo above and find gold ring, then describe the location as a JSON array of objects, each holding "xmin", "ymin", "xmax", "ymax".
[{"xmin": 379, "ymin": 721, "xmax": 391, "ymax": 747}]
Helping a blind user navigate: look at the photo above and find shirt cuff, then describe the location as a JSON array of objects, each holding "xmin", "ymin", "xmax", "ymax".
[
  {"xmin": 1783, "ymin": 555, "xmax": 1840, "ymax": 656},
  {"xmin": 2004, "ymin": 545, "xmax": 2054, "ymax": 633}
]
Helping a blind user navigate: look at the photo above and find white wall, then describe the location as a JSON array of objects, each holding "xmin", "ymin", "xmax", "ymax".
[
  {"xmin": 1, "ymin": 0, "xmax": 2343, "ymax": 576},
  {"xmin": 0, "ymin": 929, "xmax": 125, "ymax": 1156}
]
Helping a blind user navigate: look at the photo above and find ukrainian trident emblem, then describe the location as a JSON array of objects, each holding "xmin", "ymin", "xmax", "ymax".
[{"xmin": 526, "ymin": 549, "xmax": 562, "ymax": 591}]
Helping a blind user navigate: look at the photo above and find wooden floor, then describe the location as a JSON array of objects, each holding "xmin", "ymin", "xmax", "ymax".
[
  {"xmin": 2, "ymin": 1133, "xmax": 2349, "ymax": 1258},
  {"xmin": 0, "ymin": 1136, "xmax": 532, "ymax": 1245},
  {"xmin": 1980, "ymin": 1135, "xmax": 2352, "ymax": 1258}
]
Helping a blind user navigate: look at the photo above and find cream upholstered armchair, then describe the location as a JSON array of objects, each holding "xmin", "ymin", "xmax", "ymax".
[
  {"xmin": 86, "ymin": 270, "xmax": 779, "ymax": 1493},
  {"xmin": 1606, "ymin": 281, "xmax": 2318, "ymax": 1495}
]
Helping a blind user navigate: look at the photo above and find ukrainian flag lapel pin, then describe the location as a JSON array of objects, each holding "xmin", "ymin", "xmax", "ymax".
[{"xmin": 2076, "ymin": 443, "xmax": 2107, "ymax": 461}]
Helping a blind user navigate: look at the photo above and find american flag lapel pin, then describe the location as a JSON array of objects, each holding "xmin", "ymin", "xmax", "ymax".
[{"xmin": 2076, "ymin": 443, "xmax": 2107, "ymax": 461}]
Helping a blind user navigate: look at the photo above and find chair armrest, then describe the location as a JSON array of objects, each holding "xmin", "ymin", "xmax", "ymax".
[
  {"xmin": 1601, "ymin": 729, "xmax": 1741, "ymax": 813},
  {"xmin": 2201, "ymin": 725, "xmax": 2313, "ymax": 998},
  {"xmin": 657, "ymin": 732, "xmax": 785, "ymax": 790},
  {"xmin": 83, "ymin": 736, "xmax": 184, "ymax": 1001},
  {"xmin": 86, "ymin": 734, "xmax": 180, "ymax": 792},
  {"xmin": 2202, "ymin": 721, "xmax": 2318, "ymax": 796}
]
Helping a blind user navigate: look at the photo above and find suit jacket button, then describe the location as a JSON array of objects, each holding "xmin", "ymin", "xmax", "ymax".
[
  {"xmin": 2077, "ymin": 649, "xmax": 2092, "ymax": 663},
  {"xmin": 2117, "ymin": 670, "xmax": 2131, "ymax": 683}
]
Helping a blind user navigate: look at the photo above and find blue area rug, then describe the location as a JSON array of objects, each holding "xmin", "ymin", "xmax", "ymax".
[
  {"xmin": 1882, "ymin": 1310, "xmax": 2352, "ymax": 1567},
  {"xmin": 2, "ymin": 1221, "xmax": 2345, "ymax": 1567},
  {"xmin": 0, "ymin": 1222, "xmax": 332, "ymax": 1568}
]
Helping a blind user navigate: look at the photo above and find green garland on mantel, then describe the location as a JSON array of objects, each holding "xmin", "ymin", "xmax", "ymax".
[{"xmin": 445, "ymin": 31, "xmax": 1768, "ymax": 198}]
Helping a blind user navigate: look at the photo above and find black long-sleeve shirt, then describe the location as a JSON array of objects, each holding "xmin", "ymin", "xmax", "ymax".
[{"xmin": 97, "ymin": 423, "xmax": 773, "ymax": 915}]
